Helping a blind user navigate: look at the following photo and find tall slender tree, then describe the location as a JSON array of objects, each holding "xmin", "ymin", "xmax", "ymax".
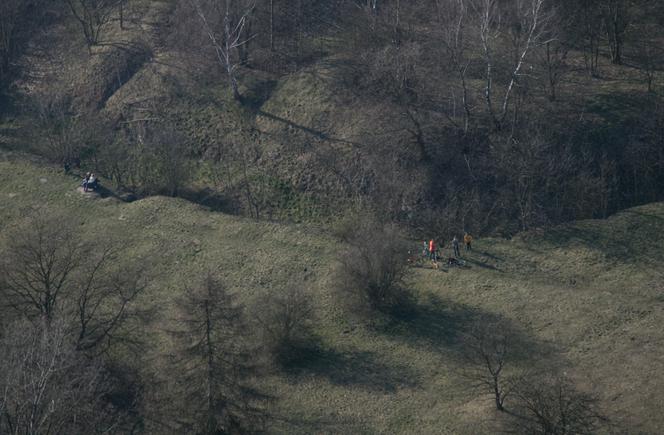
[{"xmin": 170, "ymin": 273, "xmax": 266, "ymax": 434}]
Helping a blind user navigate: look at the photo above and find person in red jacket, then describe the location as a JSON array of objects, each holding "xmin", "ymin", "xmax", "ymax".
[{"xmin": 429, "ymin": 239, "xmax": 437, "ymax": 261}]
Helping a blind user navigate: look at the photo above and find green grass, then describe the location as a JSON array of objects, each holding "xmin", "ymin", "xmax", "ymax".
[{"xmin": 2, "ymin": 153, "xmax": 663, "ymax": 433}]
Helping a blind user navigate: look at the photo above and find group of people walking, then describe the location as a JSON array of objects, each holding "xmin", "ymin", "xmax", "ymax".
[{"xmin": 422, "ymin": 233, "xmax": 473, "ymax": 265}]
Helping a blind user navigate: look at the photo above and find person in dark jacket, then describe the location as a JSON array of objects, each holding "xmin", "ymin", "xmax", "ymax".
[{"xmin": 452, "ymin": 236, "xmax": 460, "ymax": 257}]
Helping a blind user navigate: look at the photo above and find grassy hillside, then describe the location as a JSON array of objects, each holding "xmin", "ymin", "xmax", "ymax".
[{"xmin": 1, "ymin": 153, "xmax": 663, "ymax": 433}]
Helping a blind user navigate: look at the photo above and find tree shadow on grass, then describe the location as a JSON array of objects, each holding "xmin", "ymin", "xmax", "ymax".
[
  {"xmin": 374, "ymin": 294, "xmax": 476, "ymax": 350},
  {"xmin": 463, "ymin": 256, "xmax": 502, "ymax": 272},
  {"xmin": 480, "ymin": 250, "xmax": 503, "ymax": 262},
  {"xmin": 374, "ymin": 293, "xmax": 556, "ymax": 363},
  {"xmin": 281, "ymin": 338, "xmax": 420, "ymax": 393}
]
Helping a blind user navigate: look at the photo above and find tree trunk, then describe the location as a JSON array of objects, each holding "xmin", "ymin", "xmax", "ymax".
[
  {"xmin": 204, "ymin": 296, "xmax": 216, "ymax": 434},
  {"xmin": 119, "ymin": 1, "xmax": 124, "ymax": 30},
  {"xmin": 546, "ymin": 42, "xmax": 556, "ymax": 101},
  {"xmin": 269, "ymin": 0, "xmax": 274, "ymax": 51},
  {"xmin": 394, "ymin": 0, "xmax": 401, "ymax": 46},
  {"xmin": 493, "ymin": 378, "xmax": 504, "ymax": 411}
]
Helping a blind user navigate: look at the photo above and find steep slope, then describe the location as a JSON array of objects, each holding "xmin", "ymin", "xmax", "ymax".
[{"xmin": 253, "ymin": 60, "xmax": 430, "ymax": 204}]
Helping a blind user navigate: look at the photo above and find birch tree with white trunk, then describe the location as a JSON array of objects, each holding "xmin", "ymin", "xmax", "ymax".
[
  {"xmin": 189, "ymin": 0, "xmax": 256, "ymax": 101},
  {"xmin": 473, "ymin": 0, "xmax": 551, "ymax": 130}
]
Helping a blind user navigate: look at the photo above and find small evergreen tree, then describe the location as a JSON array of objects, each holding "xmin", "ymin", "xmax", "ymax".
[{"xmin": 170, "ymin": 273, "xmax": 266, "ymax": 434}]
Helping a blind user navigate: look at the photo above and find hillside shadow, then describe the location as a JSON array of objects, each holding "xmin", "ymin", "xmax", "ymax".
[
  {"xmin": 585, "ymin": 91, "xmax": 654, "ymax": 124},
  {"xmin": 242, "ymin": 79, "xmax": 279, "ymax": 111},
  {"xmin": 93, "ymin": 184, "xmax": 120, "ymax": 199},
  {"xmin": 96, "ymin": 43, "xmax": 154, "ymax": 110},
  {"xmin": 177, "ymin": 187, "xmax": 237, "ymax": 213},
  {"xmin": 282, "ymin": 339, "xmax": 419, "ymax": 393}
]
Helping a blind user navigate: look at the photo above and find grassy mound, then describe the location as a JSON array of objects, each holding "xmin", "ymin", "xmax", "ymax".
[{"xmin": 1, "ymin": 154, "xmax": 663, "ymax": 433}]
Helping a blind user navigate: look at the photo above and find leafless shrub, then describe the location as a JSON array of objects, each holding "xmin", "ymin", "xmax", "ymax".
[
  {"xmin": 30, "ymin": 94, "xmax": 87, "ymax": 164},
  {"xmin": 331, "ymin": 206, "xmax": 376, "ymax": 243},
  {"xmin": 513, "ymin": 374, "xmax": 605, "ymax": 434},
  {"xmin": 255, "ymin": 284, "xmax": 316, "ymax": 365},
  {"xmin": 65, "ymin": 0, "xmax": 119, "ymax": 51},
  {"xmin": 336, "ymin": 214, "xmax": 412, "ymax": 315},
  {"xmin": 111, "ymin": 125, "xmax": 193, "ymax": 197}
]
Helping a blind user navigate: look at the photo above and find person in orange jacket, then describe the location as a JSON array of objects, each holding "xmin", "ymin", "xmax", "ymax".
[
  {"xmin": 464, "ymin": 232, "xmax": 473, "ymax": 251},
  {"xmin": 429, "ymin": 239, "xmax": 437, "ymax": 261}
]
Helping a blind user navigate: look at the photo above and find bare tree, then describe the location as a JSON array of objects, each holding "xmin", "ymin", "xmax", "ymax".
[
  {"xmin": 118, "ymin": 0, "xmax": 129, "ymax": 30},
  {"xmin": 474, "ymin": 0, "xmax": 551, "ymax": 129},
  {"xmin": 439, "ymin": 0, "xmax": 473, "ymax": 132},
  {"xmin": 65, "ymin": 0, "xmax": 120, "ymax": 52},
  {"xmin": 0, "ymin": 212, "xmax": 147, "ymax": 353},
  {"xmin": 575, "ymin": 0, "xmax": 603, "ymax": 77},
  {"xmin": 31, "ymin": 94, "xmax": 86, "ymax": 165},
  {"xmin": 601, "ymin": 0, "xmax": 630, "ymax": 65},
  {"xmin": 540, "ymin": 39, "xmax": 569, "ymax": 101},
  {"xmin": 73, "ymin": 251, "xmax": 147, "ymax": 353},
  {"xmin": 0, "ymin": 214, "xmax": 82, "ymax": 322},
  {"xmin": 95, "ymin": 134, "xmax": 134, "ymax": 189},
  {"xmin": 534, "ymin": 7, "xmax": 572, "ymax": 102},
  {"xmin": 631, "ymin": 21, "xmax": 664, "ymax": 93},
  {"xmin": 0, "ymin": 0, "xmax": 26, "ymax": 80},
  {"xmin": 268, "ymin": 0, "xmax": 275, "ymax": 50},
  {"xmin": 144, "ymin": 126, "xmax": 192, "ymax": 197},
  {"xmin": 460, "ymin": 318, "xmax": 526, "ymax": 411},
  {"xmin": 0, "ymin": 319, "xmax": 112, "ymax": 434},
  {"xmin": 189, "ymin": 0, "xmax": 256, "ymax": 100},
  {"xmin": 170, "ymin": 273, "xmax": 267, "ymax": 433},
  {"xmin": 514, "ymin": 374, "xmax": 605, "ymax": 434}
]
